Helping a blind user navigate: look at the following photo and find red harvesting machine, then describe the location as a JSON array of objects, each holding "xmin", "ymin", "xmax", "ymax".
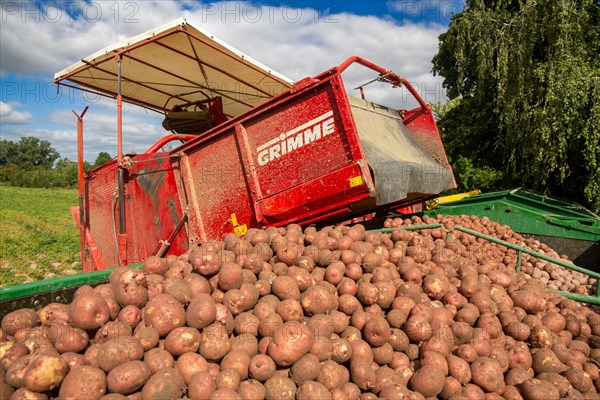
[{"xmin": 54, "ymin": 18, "xmax": 456, "ymax": 272}]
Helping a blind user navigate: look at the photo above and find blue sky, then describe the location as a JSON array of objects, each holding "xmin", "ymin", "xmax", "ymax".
[{"xmin": 0, "ymin": 1, "xmax": 463, "ymax": 161}]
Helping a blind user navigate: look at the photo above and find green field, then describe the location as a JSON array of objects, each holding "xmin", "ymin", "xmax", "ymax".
[{"xmin": 0, "ymin": 185, "xmax": 80, "ymax": 287}]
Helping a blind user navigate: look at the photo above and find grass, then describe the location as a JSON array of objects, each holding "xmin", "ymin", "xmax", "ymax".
[{"xmin": 0, "ymin": 185, "xmax": 80, "ymax": 287}]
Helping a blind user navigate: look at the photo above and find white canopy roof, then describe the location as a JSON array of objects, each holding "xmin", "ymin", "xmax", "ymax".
[{"xmin": 54, "ymin": 18, "xmax": 294, "ymax": 117}]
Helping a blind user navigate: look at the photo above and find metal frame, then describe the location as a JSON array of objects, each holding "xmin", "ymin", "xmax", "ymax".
[{"xmin": 54, "ymin": 22, "xmax": 292, "ymax": 115}]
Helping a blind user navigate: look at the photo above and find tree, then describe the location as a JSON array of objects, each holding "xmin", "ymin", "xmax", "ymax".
[
  {"xmin": 432, "ymin": 0, "xmax": 600, "ymax": 212},
  {"xmin": 0, "ymin": 140, "xmax": 18, "ymax": 167},
  {"xmin": 0, "ymin": 137, "xmax": 60, "ymax": 169},
  {"xmin": 55, "ymin": 158, "xmax": 78, "ymax": 187},
  {"xmin": 94, "ymin": 152, "xmax": 112, "ymax": 168}
]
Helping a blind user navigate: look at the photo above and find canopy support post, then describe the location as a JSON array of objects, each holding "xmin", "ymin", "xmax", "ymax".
[
  {"xmin": 71, "ymin": 106, "xmax": 89, "ymax": 270},
  {"xmin": 116, "ymin": 55, "xmax": 127, "ymax": 266}
]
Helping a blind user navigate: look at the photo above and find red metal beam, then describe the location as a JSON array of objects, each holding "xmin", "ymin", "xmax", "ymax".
[
  {"xmin": 144, "ymin": 134, "xmax": 198, "ymax": 154},
  {"xmin": 336, "ymin": 56, "xmax": 430, "ymax": 112}
]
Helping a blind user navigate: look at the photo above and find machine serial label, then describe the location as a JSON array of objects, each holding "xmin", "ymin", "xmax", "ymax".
[{"xmin": 256, "ymin": 111, "xmax": 336, "ymax": 166}]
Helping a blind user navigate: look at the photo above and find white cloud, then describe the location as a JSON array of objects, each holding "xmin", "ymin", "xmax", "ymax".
[
  {"xmin": 46, "ymin": 105, "xmax": 165, "ymax": 160},
  {"xmin": 0, "ymin": 101, "xmax": 33, "ymax": 124},
  {"xmin": 1, "ymin": 0, "xmax": 450, "ymax": 158}
]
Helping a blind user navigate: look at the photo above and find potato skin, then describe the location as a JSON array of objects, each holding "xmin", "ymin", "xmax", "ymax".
[
  {"xmin": 106, "ymin": 361, "xmax": 151, "ymax": 395},
  {"xmin": 186, "ymin": 371, "xmax": 214, "ymax": 400},
  {"xmin": 186, "ymin": 294, "xmax": 216, "ymax": 329},
  {"xmin": 140, "ymin": 368, "xmax": 184, "ymax": 400},
  {"xmin": 68, "ymin": 293, "xmax": 110, "ymax": 331},
  {"xmin": 199, "ymin": 323, "xmax": 231, "ymax": 362},
  {"xmin": 143, "ymin": 294, "xmax": 186, "ymax": 337},
  {"xmin": 470, "ymin": 357, "xmax": 504, "ymax": 393},
  {"xmin": 97, "ymin": 337, "xmax": 144, "ymax": 373},
  {"xmin": 518, "ymin": 377, "xmax": 560, "ymax": 400},
  {"xmin": 59, "ymin": 365, "xmax": 107, "ymax": 400},
  {"xmin": 164, "ymin": 327, "xmax": 201, "ymax": 356},
  {"xmin": 267, "ymin": 322, "xmax": 314, "ymax": 367},
  {"xmin": 114, "ymin": 269, "xmax": 148, "ymax": 308},
  {"xmin": 249, "ymin": 354, "xmax": 276, "ymax": 382},
  {"xmin": 408, "ymin": 365, "xmax": 445, "ymax": 398},
  {"xmin": 2, "ymin": 309, "xmax": 39, "ymax": 336},
  {"xmin": 362, "ymin": 317, "xmax": 390, "ymax": 347},
  {"xmin": 264, "ymin": 375, "xmax": 296, "ymax": 400},
  {"xmin": 23, "ymin": 353, "xmax": 69, "ymax": 392},
  {"xmin": 297, "ymin": 381, "xmax": 331, "ymax": 400},
  {"xmin": 175, "ymin": 352, "xmax": 209, "ymax": 385}
]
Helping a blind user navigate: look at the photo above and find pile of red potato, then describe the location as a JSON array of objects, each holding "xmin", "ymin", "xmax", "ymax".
[{"xmin": 1, "ymin": 214, "xmax": 599, "ymax": 400}]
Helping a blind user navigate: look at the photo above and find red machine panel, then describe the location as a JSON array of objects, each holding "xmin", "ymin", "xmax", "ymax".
[
  {"xmin": 172, "ymin": 72, "xmax": 374, "ymax": 243},
  {"xmin": 79, "ymin": 153, "xmax": 188, "ymax": 271}
]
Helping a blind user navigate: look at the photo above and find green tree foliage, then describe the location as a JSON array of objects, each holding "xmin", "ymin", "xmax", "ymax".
[
  {"xmin": 0, "ymin": 137, "xmax": 60, "ymax": 169},
  {"xmin": 0, "ymin": 137, "xmax": 91, "ymax": 188},
  {"xmin": 432, "ymin": 0, "xmax": 600, "ymax": 212},
  {"xmin": 94, "ymin": 152, "xmax": 112, "ymax": 168},
  {"xmin": 431, "ymin": 100, "xmax": 505, "ymax": 192}
]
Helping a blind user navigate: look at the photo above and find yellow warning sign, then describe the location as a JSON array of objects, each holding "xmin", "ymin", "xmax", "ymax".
[
  {"xmin": 234, "ymin": 224, "xmax": 247, "ymax": 236},
  {"xmin": 349, "ymin": 176, "xmax": 363, "ymax": 187}
]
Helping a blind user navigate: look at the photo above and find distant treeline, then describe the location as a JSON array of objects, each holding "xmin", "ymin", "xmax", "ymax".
[{"xmin": 0, "ymin": 137, "xmax": 111, "ymax": 188}]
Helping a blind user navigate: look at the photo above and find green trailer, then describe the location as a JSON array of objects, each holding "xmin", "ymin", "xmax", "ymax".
[{"xmin": 422, "ymin": 188, "xmax": 600, "ymax": 271}]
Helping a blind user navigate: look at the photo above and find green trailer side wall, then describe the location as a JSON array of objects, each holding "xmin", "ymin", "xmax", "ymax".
[{"xmin": 0, "ymin": 264, "xmax": 142, "ymax": 320}]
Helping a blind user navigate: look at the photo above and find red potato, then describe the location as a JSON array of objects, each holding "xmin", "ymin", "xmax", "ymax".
[
  {"xmin": 164, "ymin": 327, "xmax": 201, "ymax": 356},
  {"xmin": 22, "ymin": 353, "xmax": 69, "ymax": 392},
  {"xmin": 117, "ymin": 305, "xmax": 142, "ymax": 329},
  {"xmin": 268, "ymin": 322, "xmax": 314, "ymax": 367},
  {"xmin": 114, "ymin": 269, "xmax": 148, "ymax": 308},
  {"xmin": 249, "ymin": 354, "xmax": 276, "ymax": 382},
  {"xmin": 59, "ymin": 365, "xmax": 107, "ymax": 400},
  {"xmin": 218, "ymin": 262, "xmax": 244, "ymax": 291},
  {"xmin": 143, "ymin": 294, "xmax": 186, "ymax": 337},
  {"xmin": 94, "ymin": 321, "xmax": 132, "ymax": 344},
  {"xmin": 143, "ymin": 348, "xmax": 174, "ymax": 373},
  {"xmin": 408, "ymin": 365, "xmax": 445, "ymax": 398},
  {"xmin": 470, "ymin": 357, "xmax": 504, "ymax": 393},
  {"xmin": 3, "ymin": 217, "xmax": 600, "ymax": 400},
  {"xmin": 300, "ymin": 285, "xmax": 338, "ymax": 316},
  {"xmin": 37, "ymin": 303, "xmax": 70, "ymax": 327},
  {"xmin": 68, "ymin": 293, "xmax": 110, "ymax": 331},
  {"xmin": 518, "ymin": 378, "xmax": 559, "ymax": 400},
  {"xmin": 362, "ymin": 317, "xmax": 390, "ymax": 347},
  {"xmin": 199, "ymin": 323, "xmax": 231, "ymax": 362},
  {"xmin": 447, "ymin": 355, "xmax": 471, "ymax": 385},
  {"xmin": 187, "ymin": 371, "xmax": 215, "ymax": 400},
  {"xmin": 106, "ymin": 361, "xmax": 151, "ymax": 395},
  {"xmin": 264, "ymin": 375, "xmax": 297, "ymax": 400},
  {"xmin": 97, "ymin": 337, "xmax": 144, "ymax": 373},
  {"xmin": 140, "ymin": 368, "xmax": 184, "ymax": 400},
  {"xmin": 1, "ymin": 308, "xmax": 40, "ymax": 336},
  {"xmin": 510, "ymin": 291, "xmax": 546, "ymax": 314}
]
